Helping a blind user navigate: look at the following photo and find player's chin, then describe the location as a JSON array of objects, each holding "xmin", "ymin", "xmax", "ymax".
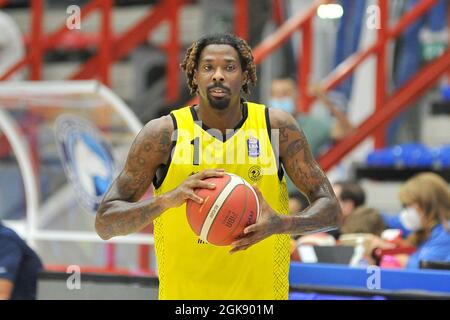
[{"xmin": 207, "ymin": 95, "xmax": 231, "ymax": 110}]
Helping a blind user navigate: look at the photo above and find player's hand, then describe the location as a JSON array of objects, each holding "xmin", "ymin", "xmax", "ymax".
[
  {"xmin": 230, "ymin": 185, "xmax": 285, "ymax": 254},
  {"xmin": 163, "ymin": 169, "xmax": 225, "ymax": 208}
]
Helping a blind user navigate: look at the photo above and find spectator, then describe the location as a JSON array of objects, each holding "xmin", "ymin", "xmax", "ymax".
[
  {"xmin": 397, "ymin": 172, "xmax": 450, "ymax": 269},
  {"xmin": 331, "ymin": 180, "xmax": 367, "ymax": 239},
  {"xmin": 294, "ymin": 180, "xmax": 372, "ymax": 261},
  {"xmin": 288, "ymin": 191, "xmax": 309, "ymax": 215},
  {"xmin": 333, "ymin": 180, "xmax": 365, "ymax": 218},
  {"xmin": 270, "ymin": 79, "xmax": 354, "ymax": 195},
  {"xmin": 340, "ymin": 206, "xmax": 387, "ymax": 237},
  {"xmin": 269, "ymin": 78, "xmax": 354, "ymax": 158},
  {"xmin": 0, "ymin": 220, "xmax": 43, "ymax": 299},
  {"xmin": 380, "ymin": 211, "xmax": 412, "ymax": 239}
]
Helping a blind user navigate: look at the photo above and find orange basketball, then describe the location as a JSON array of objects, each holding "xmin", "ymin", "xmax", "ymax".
[{"xmin": 186, "ymin": 173, "xmax": 260, "ymax": 246}]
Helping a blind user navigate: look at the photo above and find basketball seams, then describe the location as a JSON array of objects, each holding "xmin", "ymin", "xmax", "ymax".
[
  {"xmin": 199, "ymin": 174, "xmax": 242, "ymax": 242},
  {"xmin": 239, "ymin": 176, "xmax": 260, "ymax": 222},
  {"xmin": 206, "ymin": 185, "xmax": 240, "ymax": 244},
  {"xmin": 215, "ymin": 177, "xmax": 249, "ymax": 245}
]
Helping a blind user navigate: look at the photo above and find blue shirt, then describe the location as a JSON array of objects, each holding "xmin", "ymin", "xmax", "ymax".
[
  {"xmin": 406, "ymin": 223, "xmax": 450, "ymax": 269},
  {"xmin": 0, "ymin": 223, "xmax": 43, "ymax": 299}
]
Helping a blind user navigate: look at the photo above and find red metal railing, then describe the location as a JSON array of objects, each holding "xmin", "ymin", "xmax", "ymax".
[
  {"xmin": 185, "ymin": 0, "xmax": 447, "ymax": 170},
  {"xmin": 249, "ymin": 0, "xmax": 448, "ymax": 171},
  {"xmin": 0, "ymin": 0, "xmax": 189, "ymax": 103},
  {"xmin": 317, "ymin": 0, "xmax": 448, "ymax": 170},
  {"xmin": 0, "ymin": 0, "xmax": 190, "ymax": 275},
  {"xmin": 235, "ymin": 0, "xmax": 249, "ymax": 40},
  {"xmin": 2, "ymin": 0, "xmax": 449, "ymax": 275}
]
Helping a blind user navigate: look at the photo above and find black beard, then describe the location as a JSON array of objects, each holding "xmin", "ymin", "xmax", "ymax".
[{"xmin": 207, "ymin": 94, "xmax": 230, "ymax": 110}]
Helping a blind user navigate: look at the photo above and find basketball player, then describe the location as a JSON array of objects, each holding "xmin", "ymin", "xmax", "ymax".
[{"xmin": 96, "ymin": 34, "xmax": 342, "ymax": 299}]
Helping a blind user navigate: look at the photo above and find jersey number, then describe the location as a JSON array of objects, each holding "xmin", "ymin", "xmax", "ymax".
[{"xmin": 191, "ymin": 137, "xmax": 200, "ymax": 165}]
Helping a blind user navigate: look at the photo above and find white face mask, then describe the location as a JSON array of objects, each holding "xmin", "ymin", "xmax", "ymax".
[
  {"xmin": 270, "ymin": 98, "xmax": 295, "ymax": 114},
  {"xmin": 399, "ymin": 206, "xmax": 422, "ymax": 231}
]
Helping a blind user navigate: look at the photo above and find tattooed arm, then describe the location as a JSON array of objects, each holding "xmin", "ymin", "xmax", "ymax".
[
  {"xmin": 95, "ymin": 116, "xmax": 224, "ymax": 240},
  {"xmin": 272, "ymin": 108, "xmax": 342, "ymax": 235},
  {"xmin": 230, "ymin": 109, "xmax": 341, "ymax": 252}
]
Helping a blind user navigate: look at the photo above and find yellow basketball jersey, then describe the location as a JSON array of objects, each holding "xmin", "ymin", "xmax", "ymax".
[{"xmin": 153, "ymin": 102, "xmax": 290, "ymax": 300}]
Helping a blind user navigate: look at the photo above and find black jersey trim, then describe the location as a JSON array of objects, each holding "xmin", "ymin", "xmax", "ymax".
[
  {"xmin": 153, "ymin": 113, "xmax": 177, "ymax": 189},
  {"xmin": 190, "ymin": 103, "xmax": 248, "ymax": 142},
  {"xmin": 265, "ymin": 107, "xmax": 284, "ymax": 182}
]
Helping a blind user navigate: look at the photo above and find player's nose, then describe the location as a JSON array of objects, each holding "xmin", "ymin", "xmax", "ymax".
[{"xmin": 212, "ymin": 68, "xmax": 225, "ymax": 82}]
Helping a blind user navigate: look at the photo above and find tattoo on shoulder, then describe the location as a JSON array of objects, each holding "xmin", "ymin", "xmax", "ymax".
[
  {"xmin": 287, "ymin": 139, "xmax": 302, "ymax": 157},
  {"xmin": 278, "ymin": 119, "xmax": 299, "ymax": 145},
  {"xmin": 116, "ymin": 119, "xmax": 173, "ymax": 201}
]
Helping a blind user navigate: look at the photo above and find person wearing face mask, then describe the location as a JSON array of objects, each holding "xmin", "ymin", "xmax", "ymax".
[
  {"xmin": 396, "ymin": 172, "xmax": 450, "ymax": 269},
  {"xmin": 269, "ymin": 78, "xmax": 354, "ymax": 158},
  {"xmin": 270, "ymin": 78, "xmax": 354, "ymax": 196},
  {"xmin": 270, "ymin": 78, "xmax": 330, "ymax": 158}
]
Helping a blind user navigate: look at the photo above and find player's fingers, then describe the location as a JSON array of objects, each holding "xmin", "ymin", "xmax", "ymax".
[
  {"xmin": 187, "ymin": 192, "xmax": 203, "ymax": 204},
  {"xmin": 229, "ymin": 245, "xmax": 249, "ymax": 254},
  {"xmin": 230, "ymin": 242, "xmax": 253, "ymax": 254},
  {"xmin": 244, "ymin": 223, "xmax": 258, "ymax": 234},
  {"xmin": 192, "ymin": 180, "xmax": 216, "ymax": 190},
  {"xmin": 198, "ymin": 169, "xmax": 225, "ymax": 179},
  {"xmin": 231, "ymin": 234, "xmax": 258, "ymax": 249}
]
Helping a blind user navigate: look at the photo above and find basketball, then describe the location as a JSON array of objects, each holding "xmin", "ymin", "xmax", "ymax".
[{"xmin": 186, "ymin": 173, "xmax": 260, "ymax": 246}]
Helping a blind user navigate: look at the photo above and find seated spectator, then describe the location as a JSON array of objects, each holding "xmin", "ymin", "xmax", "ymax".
[
  {"xmin": 340, "ymin": 206, "xmax": 387, "ymax": 237},
  {"xmin": 0, "ymin": 220, "xmax": 43, "ymax": 299},
  {"xmin": 338, "ymin": 206, "xmax": 388, "ymax": 266},
  {"xmin": 288, "ymin": 191, "xmax": 309, "ymax": 216},
  {"xmin": 270, "ymin": 78, "xmax": 353, "ymax": 158},
  {"xmin": 380, "ymin": 211, "xmax": 411, "ymax": 239},
  {"xmin": 295, "ymin": 180, "xmax": 367, "ymax": 252},
  {"xmin": 333, "ymin": 180, "xmax": 365, "ymax": 217},
  {"xmin": 363, "ymin": 172, "xmax": 450, "ymax": 269},
  {"xmin": 331, "ymin": 180, "xmax": 366, "ymax": 239},
  {"xmin": 397, "ymin": 172, "xmax": 450, "ymax": 269},
  {"xmin": 269, "ymin": 78, "xmax": 354, "ymax": 195}
]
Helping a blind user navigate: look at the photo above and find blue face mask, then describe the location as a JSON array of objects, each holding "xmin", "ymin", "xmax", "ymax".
[{"xmin": 270, "ymin": 98, "xmax": 295, "ymax": 114}]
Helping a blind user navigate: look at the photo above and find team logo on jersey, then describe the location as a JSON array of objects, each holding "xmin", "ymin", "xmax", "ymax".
[
  {"xmin": 55, "ymin": 115, "xmax": 115, "ymax": 214},
  {"xmin": 247, "ymin": 137, "xmax": 260, "ymax": 158},
  {"xmin": 248, "ymin": 165, "xmax": 262, "ymax": 182}
]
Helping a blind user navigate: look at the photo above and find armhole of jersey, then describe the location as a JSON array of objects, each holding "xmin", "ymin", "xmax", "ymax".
[
  {"xmin": 265, "ymin": 107, "xmax": 284, "ymax": 182},
  {"xmin": 153, "ymin": 113, "xmax": 177, "ymax": 189}
]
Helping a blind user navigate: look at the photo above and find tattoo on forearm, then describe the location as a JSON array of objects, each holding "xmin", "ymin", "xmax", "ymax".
[
  {"xmin": 100, "ymin": 202, "xmax": 163, "ymax": 238},
  {"xmin": 139, "ymin": 205, "xmax": 161, "ymax": 225}
]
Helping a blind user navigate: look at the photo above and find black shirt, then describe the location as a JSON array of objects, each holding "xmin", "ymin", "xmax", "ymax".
[{"xmin": 0, "ymin": 223, "xmax": 43, "ymax": 299}]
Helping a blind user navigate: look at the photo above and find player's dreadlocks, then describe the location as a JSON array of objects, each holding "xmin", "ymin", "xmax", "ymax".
[{"xmin": 181, "ymin": 34, "xmax": 257, "ymax": 95}]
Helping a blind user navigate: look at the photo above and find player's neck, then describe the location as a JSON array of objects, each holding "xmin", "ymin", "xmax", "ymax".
[{"xmin": 196, "ymin": 100, "xmax": 243, "ymax": 134}]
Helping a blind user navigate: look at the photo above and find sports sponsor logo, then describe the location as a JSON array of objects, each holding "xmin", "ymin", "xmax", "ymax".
[
  {"xmin": 248, "ymin": 165, "xmax": 262, "ymax": 182},
  {"xmin": 55, "ymin": 115, "xmax": 115, "ymax": 214},
  {"xmin": 247, "ymin": 136, "xmax": 260, "ymax": 158}
]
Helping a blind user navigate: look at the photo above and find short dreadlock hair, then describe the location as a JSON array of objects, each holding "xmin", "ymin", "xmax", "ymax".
[{"xmin": 180, "ymin": 33, "xmax": 257, "ymax": 95}]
